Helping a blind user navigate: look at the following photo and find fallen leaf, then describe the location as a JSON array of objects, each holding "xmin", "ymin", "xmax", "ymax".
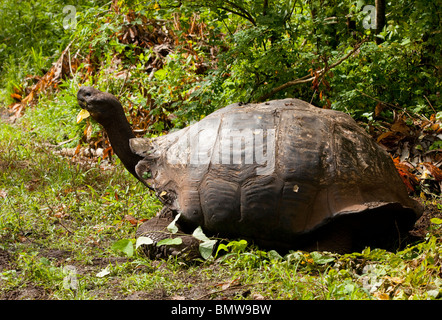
[
  {"xmin": 85, "ymin": 123, "xmax": 92, "ymax": 140},
  {"xmin": 112, "ymin": 239, "xmax": 134, "ymax": 257},
  {"xmin": 393, "ymin": 157, "xmax": 419, "ymax": 192},
  {"xmin": 376, "ymin": 131, "xmax": 395, "ymax": 143},
  {"xmin": 391, "ymin": 119, "xmax": 411, "ymax": 135},
  {"xmin": 216, "ymin": 278, "xmax": 241, "ymax": 290},
  {"xmin": 374, "ymin": 292, "xmax": 390, "ymax": 300},
  {"xmin": 385, "ymin": 276, "xmax": 404, "ymax": 284},
  {"xmin": 96, "ymin": 267, "xmax": 111, "ymax": 278},
  {"xmin": 430, "ymin": 123, "xmax": 440, "ymax": 132},
  {"xmin": 421, "ymin": 163, "xmax": 442, "ymax": 181},
  {"xmin": 103, "ymin": 146, "xmax": 113, "ymax": 159},
  {"xmin": 252, "ymin": 293, "xmax": 265, "ymax": 300},
  {"xmin": 74, "ymin": 143, "xmax": 81, "ymax": 156},
  {"xmin": 10, "ymin": 93, "xmax": 22, "ymax": 101},
  {"xmin": 124, "ymin": 215, "xmax": 139, "ymax": 225},
  {"xmin": 375, "ymin": 102, "xmax": 384, "ymax": 118}
]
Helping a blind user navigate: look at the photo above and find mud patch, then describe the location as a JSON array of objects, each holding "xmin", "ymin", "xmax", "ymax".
[
  {"xmin": 39, "ymin": 249, "xmax": 72, "ymax": 263},
  {"xmin": 2, "ymin": 285, "xmax": 48, "ymax": 300}
]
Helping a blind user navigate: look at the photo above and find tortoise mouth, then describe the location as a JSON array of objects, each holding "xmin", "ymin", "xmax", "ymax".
[{"xmin": 77, "ymin": 98, "xmax": 88, "ymax": 110}]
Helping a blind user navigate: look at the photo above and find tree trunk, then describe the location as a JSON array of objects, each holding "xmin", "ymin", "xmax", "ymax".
[{"xmin": 375, "ymin": 0, "xmax": 385, "ymax": 44}]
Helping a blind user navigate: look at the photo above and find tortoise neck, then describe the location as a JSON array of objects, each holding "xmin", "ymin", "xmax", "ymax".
[{"xmin": 102, "ymin": 113, "xmax": 143, "ymax": 178}]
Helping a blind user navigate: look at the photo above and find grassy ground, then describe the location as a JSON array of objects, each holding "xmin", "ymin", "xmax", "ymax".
[{"xmin": 0, "ymin": 103, "xmax": 441, "ymax": 301}]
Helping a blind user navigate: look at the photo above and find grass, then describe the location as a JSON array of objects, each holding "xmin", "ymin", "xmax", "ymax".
[{"xmin": 0, "ymin": 102, "xmax": 441, "ymax": 301}]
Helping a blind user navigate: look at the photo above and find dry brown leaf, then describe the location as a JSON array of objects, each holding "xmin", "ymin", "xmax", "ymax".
[
  {"xmin": 123, "ymin": 215, "xmax": 147, "ymax": 225},
  {"xmin": 391, "ymin": 119, "xmax": 411, "ymax": 135},
  {"xmin": 103, "ymin": 146, "xmax": 113, "ymax": 159},
  {"xmin": 376, "ymin": 131, "xmax": 395, "ymax": 143},
  {"xmin": 374, "ymin": 102, "xmax": 384, "ymax": 118},
  {"xmin": 216, "ymin": 278, "xmax": 240, "ymax": 290},
  {"xmin": 421, "ymin": 163, "xmax": 442, "ymax": 181},
  {"xmin": 393, "ymin": 157, "xmax": 419, "ymax": 192},
  {"xmin": 124, "ymin": 215, "xmax": 138, "ymax": 225},
  {"xmin": 430, "ymin": 123, "xmax": 440, "ymax": 132},
  {"xmin": 10, "ymin": 93, "xmax": 22, "ymax": 101},
  {"xmin": 252, "ymin": 293, "xmax": 265, "ymax": 300},
  {"xmin": 74, "ymin": 143, "xmax": 81, "ymax": 156},
  {"xmin": 374, "ymin": 292, "xmax": 390, "ymax": 300},
  {"xmin": 385, "ymin": 276, "xmax": 404, "ymax": 284}
]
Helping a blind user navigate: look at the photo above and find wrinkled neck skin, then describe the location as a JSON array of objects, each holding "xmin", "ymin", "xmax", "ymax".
[{"xmin": 99, "ymin": 111, "xmax": 144, "ymax": 183}]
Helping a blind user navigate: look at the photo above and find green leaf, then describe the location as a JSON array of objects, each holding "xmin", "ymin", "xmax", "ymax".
[
  {"xmin": 215, "ymin": 243, "xmax": 230, "ymax": 257},
  {"xmin": 401, "ymin": 38, "xmax": 411, "ymax": 46},
  {"xmin": 192, "ymin": 226, "xmax": 210, "ymax": 241},
  {"xmin": 154, "ymin": 68, "xmax": 167, "ymax": 80},
  {"xmin": 430, "ymin": 218, "xmax": 442, "ymax": 225},
  {"xmin": 199, "ymin": 239, "xmax": 217, "ymax": 260},
  {"xmin": 191, "ymin": 226, "xmax": 217, "ymax": 259},
  {"xmin": 215, "ymin": 239, "xmax": 248, "ymax": 257},
  {"xmin": 157, "ymin": 237, "xmax": 183, "ymax": 246},
  {"xmin": 310, "ymin": 251, "xmax": 335, "ymax": 265},
  {"xmin": 267, "ymin": 250, "xmax": 283, "ymax": 261},
  {"xmin": 112, "ymin": 239, "xmax": 134, "ymax": 258},
  {"xmin": 135, "ymin": 236, "xmax": 154, "ymax": 249},
  {"xmin": 167, "ymin": 213, "xmax": 181, "ymax": 234}
]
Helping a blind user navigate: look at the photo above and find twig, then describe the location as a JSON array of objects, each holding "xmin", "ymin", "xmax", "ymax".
[
  {"xmin": 257, "ymin": 39, "xmax": 367, "ymax": 102},
  {"xmin": 424, "ymin": 95, "xmax": 436, "ymax": 114},
  {"xmin": 44, "ymin": 198, "xmax": 74, "ymax": 235},
  {"xmin": 355, "ymin": 89, "xmax": 399, "ymax": 109},
  {"xmin": 118, "ymin": 69, "xmax": 130, "ymax": 96},
  {"xmin": 355, "ymin": 89, "xmax": 419, "ymax": 120},
  {"xmin": 56, "ymin": 138, "xmax": 76, "ymax": 147}
]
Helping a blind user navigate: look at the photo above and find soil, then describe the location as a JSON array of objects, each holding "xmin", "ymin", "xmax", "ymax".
[{"xmin": 0, "ymin": 244, "xmax": 255, "ymax": 300}]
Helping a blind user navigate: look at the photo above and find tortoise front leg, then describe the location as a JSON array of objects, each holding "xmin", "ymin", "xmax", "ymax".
[{"xmin": 136, "ymin": 208, "xmax": 201, "ymax": 260}]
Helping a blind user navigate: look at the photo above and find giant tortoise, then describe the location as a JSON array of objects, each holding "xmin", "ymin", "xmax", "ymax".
[{"xmin": 77, "ymin": 86, "xmax": 422, "ymax": 257}]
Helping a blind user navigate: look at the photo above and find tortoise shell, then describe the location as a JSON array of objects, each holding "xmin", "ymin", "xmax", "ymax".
[{"xmin": 131, "ymin": 98, "xmax": 421, "ymax": 251}]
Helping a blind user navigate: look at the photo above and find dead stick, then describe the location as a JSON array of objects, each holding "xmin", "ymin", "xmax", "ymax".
[
  {"xmin": 355, "ymin": 89, "xmax": 418, "ymax": 120},
  {"xmin": 424, "ymin": 95, "xmax": 436, "ymax": 114}
]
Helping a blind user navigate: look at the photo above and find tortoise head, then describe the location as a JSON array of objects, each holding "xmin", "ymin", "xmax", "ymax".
[
  {"xmin": 77, "ymin": 86, "xmax": 125, "ymax": 125},
  {"xmin": 76, "ymin": 86, "xmax": 154, "ymax": 188}
]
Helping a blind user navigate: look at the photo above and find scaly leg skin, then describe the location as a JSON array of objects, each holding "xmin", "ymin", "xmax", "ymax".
[{"xmin": 135, "ymin": 209, "xmax": 201, "ymax": 260}]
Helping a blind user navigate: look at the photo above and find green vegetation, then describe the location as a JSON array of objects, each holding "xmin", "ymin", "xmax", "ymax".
[{"xmin": 0, "ymin": 0, "xmax": 441, "ymax": 300}]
